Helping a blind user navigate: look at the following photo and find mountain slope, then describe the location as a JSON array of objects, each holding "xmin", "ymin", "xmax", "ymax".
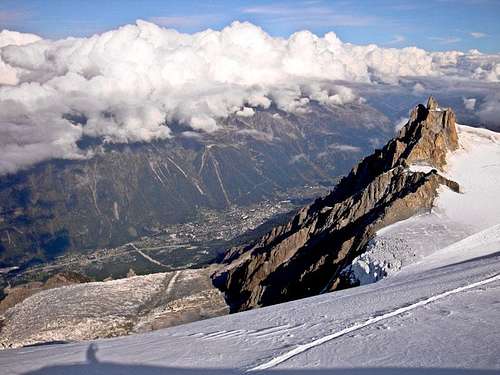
[
  {"xmin": 0, "ymin": 103, "xmax": 392, "ymax": 268},
  {"xmin": 1, "ymin": 222, "xmax": 498, "ymax": 374},
  {"xmin": 0, "ymin": 266, "xmax": 227, "ymax": 349},
  {"xmin": 342, "ymin": 124, "xmax": 500, "ymax": 286},
  {"xmin": 213, "ymin": 97, "xmax": 461, "ymax": 311}
]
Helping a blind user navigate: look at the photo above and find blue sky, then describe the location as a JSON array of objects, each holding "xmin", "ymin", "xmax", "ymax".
[{"xmin": 1, "ymin": 0, "xmax": 499, "ymax": 52}]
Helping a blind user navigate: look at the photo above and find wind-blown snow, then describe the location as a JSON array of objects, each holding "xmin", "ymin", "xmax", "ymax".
[{"xmin": 1, "ymin": 21, "xmax": 500, "ymax": 174}]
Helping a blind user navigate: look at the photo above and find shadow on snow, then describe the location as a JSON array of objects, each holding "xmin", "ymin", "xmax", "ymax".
[{"xmin": 19, "ymin": 344, "xmax": 499, "ymax": 375}]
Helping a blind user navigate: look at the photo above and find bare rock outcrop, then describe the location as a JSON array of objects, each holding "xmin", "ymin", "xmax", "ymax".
[{"xmin": 213, "ymin": 97, "xmax": 460, "ymax": 312}]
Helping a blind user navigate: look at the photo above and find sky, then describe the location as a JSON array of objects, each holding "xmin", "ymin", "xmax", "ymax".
[{"xmin": 0, "ymin": 0, "xmax": 499, "ymax": 52}]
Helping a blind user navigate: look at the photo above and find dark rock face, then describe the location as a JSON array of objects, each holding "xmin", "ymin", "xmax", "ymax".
[
  {"xmin": 0, "ymin": 103, "xmax": 393, "ymax": 267},
  {"xmin": 213, "ymin": 98, "xmax": 460, "ymax": 312}
]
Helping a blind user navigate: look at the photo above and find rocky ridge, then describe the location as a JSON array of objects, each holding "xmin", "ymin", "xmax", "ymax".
[{"xmin": 213, "ymin": 97, "xmax": 460, "ymax": 312}]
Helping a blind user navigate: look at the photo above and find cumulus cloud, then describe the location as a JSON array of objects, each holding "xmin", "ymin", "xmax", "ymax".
[
  {"xmin": 1, "ymin": 20, "xmax": 500, "ymax": 175},
  {"xmin": 463, "ymin": 97, "xmax": 476, "ymax": 110},
  {"xmin": 394, "ymin": 117, "xmax": 409, "ymax": 132},
  {"xmin": 477, "ymin": 93, "xmax": 500, "ymax": 128},
  {"xmin": 0, "ymin": 30, "xmax": 41, "ymax": 85}
]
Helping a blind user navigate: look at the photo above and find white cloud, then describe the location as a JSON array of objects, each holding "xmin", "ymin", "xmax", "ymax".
[
  {"xmin": 0, "ymin": 30, "xmax": 41, "ymax": 48},
  {"xmin": 470, "ymin": 32, "xmax": 487, "ymax": 38},
  {"xmin": 149, "ymin": 14, "xmax": 222, "ymax": 29},
  {"xmin": 412, "ymin": 82, "xmax": 426, "ymax": 94},
  {"xmin": 240, "ymin": 4, "xmax": 377, "ymax": 27},
  {"xmin": 386, "ymin": 35, "xmax": 406, "ymax": 45},
  {"xmin": 290, "ymin": 153, "xmax": 308, "ymax": 163},
  {"xmin": 463, "ymin": 97, "xmax": 476, "ymax": 110},
  {"xmin": 330, "ymin": 144, "xmax": 361, "ymax": 152},
  {"xmin": 236, "ymin": 129, "xmax": 274, "ymax": 141},
  {"xmin": 0, "ymin": 30, "xmax": 41, "ymax": 85},
  {"xmin": 236, "ymin": 107, "xmax": 255, "ymax": 117},
  {"xmin": 477, "ymin": 93, "xmax": 500, "ymax": 127},
  {"xmin": 394, "ymin": 117, "xmax": 409, "ymax": 132},
  {"xmin": 429, "ymin": 36, "xmax": 462, "ymax": 44},
  {"xmin": 1, "ymin": 20, "xmax": 500, "ymax": 175}
]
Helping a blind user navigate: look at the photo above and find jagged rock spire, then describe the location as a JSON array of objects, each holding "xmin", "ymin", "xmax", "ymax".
[{"xmin": 427, "ymin": 96, "xmax": 438, "ymax": 110}]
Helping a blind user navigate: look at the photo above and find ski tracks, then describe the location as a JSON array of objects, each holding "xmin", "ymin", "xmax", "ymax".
[{"xmin": 247, "ymin": 273, "xmax": 500, "ymax": 372}]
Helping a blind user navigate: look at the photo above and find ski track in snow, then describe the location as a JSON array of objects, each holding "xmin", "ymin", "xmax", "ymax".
[
  {"xmin": 248, "ymin": 272, "xmax": 500, "ymax": 372},
  {"xmin": 2, "ymin": 125, "xmax": 499, "ymax": 373}
]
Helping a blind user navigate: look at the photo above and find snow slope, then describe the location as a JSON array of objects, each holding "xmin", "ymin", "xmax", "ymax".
[
  {"xmin": 0, "ymin": 125, "xmax": 499, "ymax": 374},
  {"xmin": 1, "ymin": 234, "xmax": 498, "ymax": 374}
]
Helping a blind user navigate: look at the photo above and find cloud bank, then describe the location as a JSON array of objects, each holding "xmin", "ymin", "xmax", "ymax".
[{"xmin": 1, "ymin": 20, "xmax": 500, "ymax": 175}]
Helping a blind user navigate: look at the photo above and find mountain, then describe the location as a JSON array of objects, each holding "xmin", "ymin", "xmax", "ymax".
[
  {"xmin": 213, "ymin": 97, "xmax": 463, "ymax": 312},
  {"xmin": 0, "ymin": 102, "xmax": 393, "ymax": 269},
  {"xmin": 1, "ymin": 139, "xmax": 499, "ymax": 371},
  {"xmin": 0, "ymin": 271, "xmax": 90, "ymax": 316},
  {"xmin": 2, "ymin": 98, "xmax": 499, "ymax": 355}
]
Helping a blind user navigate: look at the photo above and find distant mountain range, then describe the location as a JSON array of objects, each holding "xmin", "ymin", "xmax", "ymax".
[{"xmin": 0, "ymin": 102, "xmax": 393, "ymax": 269}]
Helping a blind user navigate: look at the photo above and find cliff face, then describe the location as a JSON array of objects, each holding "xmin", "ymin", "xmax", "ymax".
[{"xmin": 213, "ymin": 97, "xmax": 460, "ymax": 312}]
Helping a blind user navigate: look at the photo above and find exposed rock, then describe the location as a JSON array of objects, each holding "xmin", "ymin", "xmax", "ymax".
[
  {"xmin": 427, "ymin": 95, "xmax": 439, "ymax": 110},
  {"xmin": 213, "ymin": 98, "xmax": 460, "ymax": 312}
]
